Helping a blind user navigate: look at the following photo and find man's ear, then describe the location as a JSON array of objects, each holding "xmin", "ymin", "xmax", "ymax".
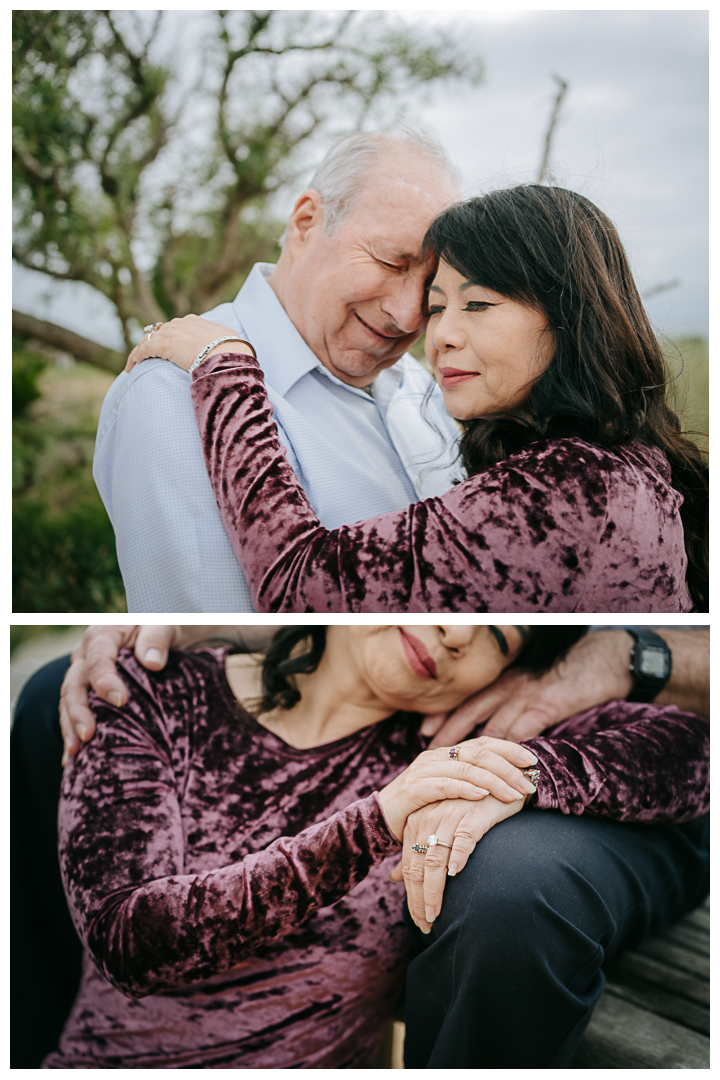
[{"xmin": 287, "ymin": 190, "xmax": 323, "ymax": 250}]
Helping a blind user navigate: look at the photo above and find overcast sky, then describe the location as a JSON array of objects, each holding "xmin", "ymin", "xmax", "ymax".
[{"xmin": 13, "ymin": 8, "xmax": 708, "ymax": 345}]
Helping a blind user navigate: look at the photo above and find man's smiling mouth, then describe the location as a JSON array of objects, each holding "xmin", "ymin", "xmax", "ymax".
[{"xmin": 354, "ymin": 312, "xmax": 404, "ymax": 343}]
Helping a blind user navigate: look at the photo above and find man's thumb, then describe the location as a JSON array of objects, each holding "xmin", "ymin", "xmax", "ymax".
[{"xmin": 135, "ymin": 626, "xmax": 176, "ymax": 670}]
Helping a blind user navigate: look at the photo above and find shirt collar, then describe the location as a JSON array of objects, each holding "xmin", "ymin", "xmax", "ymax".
[
  {"xmin": 230, "ymin": 262, "xmax": 408, "ymax": 400},
  {"xmin": 230, "ymin": 264, "xmax": 321, "ymax": 396}
]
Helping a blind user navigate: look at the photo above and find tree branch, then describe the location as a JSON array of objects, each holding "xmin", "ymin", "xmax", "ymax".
[
  {"xmin": 12, "ymin": 309, "xmax": 125, "ymax": 373},
  {"xmin": 537, "ymin": 74, "xmax": 569, "ymax": 184}
]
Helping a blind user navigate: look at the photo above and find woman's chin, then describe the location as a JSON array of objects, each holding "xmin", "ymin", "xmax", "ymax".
[{"xmin": 444, "ymin": 399, "xmax": 482, "ymax": 423}]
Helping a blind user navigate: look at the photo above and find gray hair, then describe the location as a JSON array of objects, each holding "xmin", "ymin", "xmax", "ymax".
[{"xmin": 278, "ymin": 125, "xmax": 460, "ymax": 247}]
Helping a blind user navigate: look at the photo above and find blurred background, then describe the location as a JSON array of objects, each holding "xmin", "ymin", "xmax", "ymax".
[
  {"xmin": 10, "ymin": 626, "xmax": 86, "ymax": 716},
  {"xmin": 12, "ymin": 9, "xmax": 708, "ymax": 613}
]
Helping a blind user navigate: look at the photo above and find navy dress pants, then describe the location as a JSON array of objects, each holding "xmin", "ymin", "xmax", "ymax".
[
  {"xmin": 11, "ymin": 655, "xmax": 79, "ymax": 1069},
  {"xmin": 403, "ymin": 808, "xmax": 710, "ymax": 1068}
]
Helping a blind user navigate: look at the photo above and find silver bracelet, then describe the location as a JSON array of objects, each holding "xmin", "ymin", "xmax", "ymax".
[{"xmin": 188, "ymin": 336, "xmax": 255, "ymax": 374}]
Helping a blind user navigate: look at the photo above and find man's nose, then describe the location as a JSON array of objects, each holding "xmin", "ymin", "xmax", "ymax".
[
  {"xmin": 438, "ymin": 625, "xmax": 475, "ymax": 651},
  {"xmin": 381, "ymin": 275, "xmax": 426, "ymax": 335}
]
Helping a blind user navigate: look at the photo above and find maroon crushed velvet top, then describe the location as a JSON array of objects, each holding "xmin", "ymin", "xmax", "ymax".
[
  {"xmin": 187, "ymin": 351, "xmax": 691, "ymax": 613},
  {"xmin": 44, "ymin": 648, "xmax": 708, "ymax": 1069}
]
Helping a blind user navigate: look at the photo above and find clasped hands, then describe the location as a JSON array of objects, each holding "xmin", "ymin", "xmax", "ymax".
[{"xmin": 377, "ymin": 737, "xmax": 537, "ymax": 935}]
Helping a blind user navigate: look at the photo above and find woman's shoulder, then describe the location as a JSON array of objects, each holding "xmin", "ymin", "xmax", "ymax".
[
  {"xmin": 89, "ymin": 646, "xmax": 238, "ymax": 739},
  {"xmin": 471, "ymin": 437, "xmax": 673, "ymax": 493}
]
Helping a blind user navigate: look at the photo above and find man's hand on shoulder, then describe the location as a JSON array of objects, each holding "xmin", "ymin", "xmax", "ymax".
[
  {"xmin": 60, "ymin": 625, "xmax": 183, "ymax": 764},
  {"xmin": 421, "ymin": 631, "xmax": 634, "ymax": 747}
]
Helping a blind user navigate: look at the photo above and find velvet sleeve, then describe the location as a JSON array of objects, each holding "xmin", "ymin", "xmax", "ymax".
[
  {"xmin": 188, "ymin": 353, "xmax": 617, "ymax": 613},
  {"xmin": 521, "ymin": 701, "xmax": 709, "ymax": 823},
  {"xmin": 57, "ymin": 688, "xmax": 400, "ymax": 1000}
]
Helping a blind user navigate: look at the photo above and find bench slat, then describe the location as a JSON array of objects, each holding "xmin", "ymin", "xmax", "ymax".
[
  {"xmin": 636, "ymin": 937, "xmax": 709, "ymax": 980},
  {"xmin": 571, "ymin": 992, "xmax": 710, "ymax": 1069},
  {"xmin": 658, "ymin": 921, "xmax": 709, "ymax": 956},
  {"xmin": 609, "ymin": 950, "xmax": 709, "ymax": 1006},
  {"xmin": 682, "ymin": 907, "xmax": 710, "ymax": 933},
  {"xmin": 602, "ymin": 971, "xmax": 710, "ymax": 1036}
]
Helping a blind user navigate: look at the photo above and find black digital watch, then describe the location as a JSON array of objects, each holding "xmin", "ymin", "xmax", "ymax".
[{"xmin": 624, "ymin": 628, "xmax": 672, "ymax": 703}]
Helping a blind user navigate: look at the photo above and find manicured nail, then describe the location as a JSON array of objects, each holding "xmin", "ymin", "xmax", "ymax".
[
  {"xmin": 519, "ymin": 750, "xmax": 538, "ymax": 765},
  {"xmin": 76, "ymin": 722, "xmax": 88, "ymax": 741},
  {"xmin": 421, "ymin": 927, "xmax": 432, "ymax": 935},
  {"xmin": 513, "ymin": 790, "xmax": 526, "ymax": 800},
  {"xmin": 448, "ymin": 863, "xmax": 458, "ymax": 877},
  {"xmin": 519, "ymin": 778, "xmax": 537, "ymax": 794},
  {"xmin": 61, "ymin": 750, "xmax": 68, "ymax": 767},
  {"xmin": 108, "ymin": 691, "xmax": 123, "ymax": 707},
  {"xmin": 144, "ymin": 648, "xmax": 163, "ymax": 665},
  {"xmin": 425, "ymin": 907, "xmax": 436, "ymax": 923}
]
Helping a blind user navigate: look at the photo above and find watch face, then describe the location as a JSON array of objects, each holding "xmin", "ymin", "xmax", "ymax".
[{"xmin": 639, "ymin": 647, "xmax": 669, "ymax": 678}]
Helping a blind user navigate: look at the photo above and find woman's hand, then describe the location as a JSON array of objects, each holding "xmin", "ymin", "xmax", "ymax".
[
  {"xmin": 377, "ymin": 736, "xmax": 537, "ymax": 841},
  {"xmin": 389, "ymin": 794, "xmax": 527, "ymax": 931},
  {"xmin": 125, "ymin": 315, "xmax": 254, "ymax": 373}
]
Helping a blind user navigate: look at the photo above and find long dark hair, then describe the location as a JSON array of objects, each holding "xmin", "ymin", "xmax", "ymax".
[
  {"xmin": 422, "ymin": 185, "xmax": 708, "ymax": 611},
  {"xmin": 256, "ymin": 625, "xmax": 586, "ymax": 714}
]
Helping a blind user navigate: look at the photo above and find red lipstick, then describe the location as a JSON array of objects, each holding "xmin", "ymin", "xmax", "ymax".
[
  {"xmin": 399, "ymin": 628, "xmax": 438, "ymax": 679},
  {"xmin": 438, "ymin": 366, "xmax": 479, "ymax": 389}
]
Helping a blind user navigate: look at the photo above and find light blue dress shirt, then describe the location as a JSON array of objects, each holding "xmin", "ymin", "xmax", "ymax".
[{"xmin": 93, "ymin": 263, "xmax": 462, "ymax": 612}]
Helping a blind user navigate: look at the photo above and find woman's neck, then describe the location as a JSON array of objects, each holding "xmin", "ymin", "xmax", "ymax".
[{"xmin": 225, "ymin": 630, "xmax": 394, "ymax": 749}]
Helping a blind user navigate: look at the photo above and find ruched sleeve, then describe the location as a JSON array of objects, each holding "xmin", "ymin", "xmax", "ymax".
[
  {"xmin": 189, "ymin": 352, "xmax": 690, "ymax": 613},
  {"xmin": 58, "ymin": 678, "xmax": 400, "ymax": 1000},
  {"xmin": 522, "ymin": 700, "xmax": 709, "ymax": 823}
]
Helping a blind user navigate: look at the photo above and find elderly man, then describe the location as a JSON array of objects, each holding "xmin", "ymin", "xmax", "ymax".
[{"xmin": 94, "ymin": 128, "xmax": 462, "ymax": 611}]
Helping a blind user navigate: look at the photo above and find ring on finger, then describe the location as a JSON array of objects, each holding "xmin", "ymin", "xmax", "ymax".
[
  {"xmin": 411, "ymin": 843, "xmax": 429, "ymax": 854},
  {"xmin": 144, "ymin": 322, "xmax": 163, "ymax": 341},
  {"xmin": 427, "ymin": 834, "xmax": 453, "ymax": 850},
  {"xmin": 448, "ymin": 746, "xmax": 460, "ymax": 761}
]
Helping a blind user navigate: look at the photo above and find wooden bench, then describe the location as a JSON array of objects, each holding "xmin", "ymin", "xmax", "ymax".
[
  {"xmin": 572, "ymin": 895, "xmax": 709, "ymax": 1068},
  {"xmin": 380, "ymin": 897, "xmax": 709, "ymax": 1069}
]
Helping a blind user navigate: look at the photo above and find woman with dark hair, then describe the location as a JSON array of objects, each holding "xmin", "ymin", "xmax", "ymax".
[
  {"xmin": 43, "ymin": 625, "xmax": 709, "ymax": 1068},
  {"xmin": 128, "ymin": 185, "xmax": 708, "ymax": 612}
]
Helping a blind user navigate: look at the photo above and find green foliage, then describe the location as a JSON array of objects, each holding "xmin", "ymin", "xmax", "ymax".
[
  {"xmin": 13, "ymin": 10, "xmax": 482, "ymax": 347},
  {"xmin": 13, "ymin": 499, "xmax": 126, "ymax": 613},
  {"xmin": 12, "ymin": 339, "xmax": 126, "ymax": 613},
  {"xmin": 12, "ymin": 335, "xmax": 46, "ymax": 417}
]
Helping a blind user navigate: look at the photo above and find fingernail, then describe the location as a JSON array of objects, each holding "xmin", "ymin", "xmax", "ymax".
[
  {"xmin": 448, "ymin": 863, "xmax": 458, "ymax": 877},
  {"xmin": 513, "ymin": 790, "xmax": 526, "ymax": 800},
  {"xmin": 421, "ymin": 927, "xmax": 432, "ymax": 935},
  {"xmin": 519, "ymin": 778, "xmax": 537, "ymax": 794},
  {"xmin": 76, "ymin": 722, "xmax": 88, "ymax": 741},
  {"xmin": 425, "ymin": 907, "xmax": 436, "ymax": 923},
  {"xmin": 520, "ymin": 750, "xmax": 538, "ymax": 765},
  {"xmin": 108, "ymin": 691, "xmax": 123, "ymax": 707},
  {"xmin": 61, "ymin": 750, "xmax": 68, "ymax": 767},
  {"xmin": 144, "ymin": 648, "xmax": 163, "ymax": 665}
]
